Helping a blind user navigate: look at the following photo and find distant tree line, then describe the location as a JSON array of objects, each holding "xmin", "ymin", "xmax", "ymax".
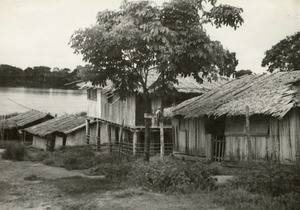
[{"xmin": 0, "ymin": 64, "xmax": 81, "ymax": 89}]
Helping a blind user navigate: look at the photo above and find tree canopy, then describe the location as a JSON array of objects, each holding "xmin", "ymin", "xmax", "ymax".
[
  {"xmin": 0, "ymin": 64, "xmax": 80, "ymax": 89},
  {"xmin": 70, "ymin": 0, "xmax": 243, "ymax": 98},
  {"xmin": 235, "ymin": 69, "xmax": 253, "ymax": 78},
  {"xmin": 262, "ymin": 31, "xmax": 300, "ymax": 72}
]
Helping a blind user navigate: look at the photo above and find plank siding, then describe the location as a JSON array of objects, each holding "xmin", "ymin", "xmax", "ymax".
[
  {"xmin": 173, "ymin": 117, "xmax": 207, "ymax": 157},
  {"xmin": 87, "ymin": 90, "xmax": 101, "ymax": 118}
]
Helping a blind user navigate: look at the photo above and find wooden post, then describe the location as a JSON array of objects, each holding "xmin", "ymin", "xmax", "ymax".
[
  {"xmin": 245, "ymin": 105, "xmax": 251, "ymax": 161},
  {"xmin": 118, "ymin": 120, "xmax": 124, "ymax": 159},
  {"xmin": 22, "ymin": 130, "xmax": 25, "ymax": 142},
  {"xmin": 160, "ymin": 122, "xmax": 164, "ymax": 160},
  {"xmin": 85, "ymin": 119, "xmax": 90, "ymax": 145},
  {"xmin": 108, "ymin": 124, "xmax": 112, "ymax": 154},
  {"xmin": 133, "ymin": 130, "xmax": 137, "ymax": 156},
  {"xmin": 96, "ymin": 120, "xmax": 101, "ymax": 151}
]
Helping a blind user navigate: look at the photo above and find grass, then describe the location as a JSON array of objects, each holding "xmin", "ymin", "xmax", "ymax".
[
  {"xmin": 25, "ymin": 146, "xmax": 300, "ymax": 209},
  {"xmin": 49, "ymin": 176, "xmax": 120, "ymax": 195},
  {"xmin": 2, "ymin": 142, "xmax": 27, "ymax": 161}
]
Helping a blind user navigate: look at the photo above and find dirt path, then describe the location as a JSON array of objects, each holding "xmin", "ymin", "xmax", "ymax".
[{"xmin": 0, "ymin": 159, "xmax": 222, "ymax": 210}]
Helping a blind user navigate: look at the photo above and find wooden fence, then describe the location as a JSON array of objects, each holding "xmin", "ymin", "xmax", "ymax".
[{"xmin": 213, "ymin": 136, "xmax": 225, "ymax": 162}]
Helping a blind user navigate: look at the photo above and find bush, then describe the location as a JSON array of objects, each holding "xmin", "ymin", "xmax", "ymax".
[
  {"xmin": 228, "ymin": 165, "xmax": 300, "ymax": 196},
  {"xmin": 2, "ymin": 142, "xmax": 26, "ymax": 161},
  {"xmin": 88, "ymin": 162, "xmax": 132, "ymax": 182},
  {"xmin": 128, "ymin": 157, "xmax": 218, "ymax": 193}
]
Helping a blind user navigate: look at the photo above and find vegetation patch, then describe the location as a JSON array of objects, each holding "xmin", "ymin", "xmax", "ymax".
[
  {"xmin": 2, "ymin": 142, "xmax": 27, "ymax": 161},
  {"xmin": 128, "ymin": 157, "xmax": 219, "ymax": 193},
  {"xmin": 50, "ymin": 176, "xmax": 120, "ymax": 195}
]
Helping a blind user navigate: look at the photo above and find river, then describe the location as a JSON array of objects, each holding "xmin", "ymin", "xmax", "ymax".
[{"xmin": 0, "ymin": 87, "xmax": 87, "ymax": 116}]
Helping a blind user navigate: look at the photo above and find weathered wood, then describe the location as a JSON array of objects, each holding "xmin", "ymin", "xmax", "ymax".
[
  {"xmin": 96, "ymin": 120, "xmax": 101, "ymax": 151},
  {"xmin": 118, "ymin": 120, "xmax": 124, "ymax": 159},
  {"xmin": 85, "ymin": 119, "xmax": 90, "ymax": 145},
  {"xmin": 205, "ymin": 134, "xmax": 212, "ymax": 160},
  {"xmin": 133, "ymin": 131, "xmax": 137, "ymax": 156},
  {"xmin": 160, "ymin": 121, "xmax": 164, "ymax": 160},
  {"xmin": 108, "ymin": 124, "xmax": 112, "ymax": 154},
  {"xmin": 245, "ymin": 106, "xmax": 251, "ymax": 160}
]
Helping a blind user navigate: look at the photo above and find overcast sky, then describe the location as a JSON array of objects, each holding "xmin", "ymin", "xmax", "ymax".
[{"xmin": 0, "ymin": 0, "xmax": 299, "ymax": 74}]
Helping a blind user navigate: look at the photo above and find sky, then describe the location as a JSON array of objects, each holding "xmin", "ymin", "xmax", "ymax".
[{"xmin": 0, "ymin": 0, "xmax": 299, "ymax": 74}]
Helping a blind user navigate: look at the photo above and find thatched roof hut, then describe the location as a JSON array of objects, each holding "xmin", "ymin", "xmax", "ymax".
[
  {"xmin": 0, "ymin": 110, "xmax": 54, "ymax": 141},
  {"xmin": 25, "ymin": 116, "xmax": 96, "ymax": 150},
  {"xmin": 25, "ymin": 115, "xmax": 86, "ymax": 137},
  {"xmin": 172, "ymin": 71, "xmax": 300, "ymax": 119},
  {"xmin": 170, "ymin": 71, "xmax": 300, "ymax": 164},
  {"xmin": 1, "ymin": 110, "xmax": 53, "ymax": 130}
]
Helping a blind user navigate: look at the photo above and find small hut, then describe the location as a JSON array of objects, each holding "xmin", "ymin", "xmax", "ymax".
[
  {"xmin": 170, "ymin": 71, "xmax": 300, "ymax": 164},
  {"xmin": 25, "ymin": 116, "xmax": 96, "ymax": 151},
  {"xmin": 0, "ymin": 110, "xmax": 54, "ymax": 141}
]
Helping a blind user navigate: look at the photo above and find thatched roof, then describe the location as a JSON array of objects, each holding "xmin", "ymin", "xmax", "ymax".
[
  {"xmin": 80, "ymin": 71, "xmax": 230, "ymax": 94},
  {"xmin": 171, "ymin": 71, "xmax": 300, "ymax": 119},
  {"xmin": 25, "ymin": 115, "xmax": 87, "ymax": 137},
  {"xmin": 0, "ymin": 110, "xmax": 53, "ymax": 129}
]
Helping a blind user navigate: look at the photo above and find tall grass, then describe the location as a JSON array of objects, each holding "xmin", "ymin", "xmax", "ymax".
[{"xmin": 2, "ymin": 142, "xmax": 27, "ymax": 161}]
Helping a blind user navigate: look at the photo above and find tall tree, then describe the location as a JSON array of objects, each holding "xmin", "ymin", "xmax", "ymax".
[
  {"xmin": 70, "ymin": 0, "xmax": 243, "ymax": 161},
  {"xmin": 262, "ymin": 31, "xmax": 300, "ymax": 72}
]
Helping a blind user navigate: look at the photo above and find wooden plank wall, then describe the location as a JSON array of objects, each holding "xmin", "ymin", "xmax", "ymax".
[
  {"xmin": 87, "ymin": 90, "xmax": 101, "ymax": 118},
  {"xmin": 172, "ymin": 117, "xmax": 209, "ymax": 158},
  {"xmin": 224, "ymin": 109, "xmax": 300, "ymax": 164},
  {"xmin": 101, "ymin": 93, "xmax": 136, "ymax": 126}
]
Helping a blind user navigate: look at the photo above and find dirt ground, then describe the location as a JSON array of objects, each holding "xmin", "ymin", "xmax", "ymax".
[{"xmin": 0, "ymin": 158, "xmax": 223, "ymax": 210}]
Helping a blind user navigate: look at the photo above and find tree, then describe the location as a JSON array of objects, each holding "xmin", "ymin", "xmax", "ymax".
[
  {"xmin": 262, "ymin": 31, "xmax": 300, "ymax": 72},
  {"xmin": 0, "ymin": 64, "xmax": 24, "ymax": 86},
  {"xmin": 218, "ymin": 49, "xmax": 239, "ymax": 77},
  {"xmin": 235, "ymin": 69, "xmax": 253, "ymax": 78},
  {"xmin": 70, "ymin": 0, "xmax": 243, "ymax": 161}
]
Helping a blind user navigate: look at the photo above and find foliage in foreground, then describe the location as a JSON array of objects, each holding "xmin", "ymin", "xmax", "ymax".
[
  {"xmin": 127, "ymin": 157, "xmax": 219, "ymax": 193},
  {"xmin": 2, "ymin": 142, "xmax": 27, "ymax": 161},
  {"xmin": 26, "ymin": 146, "xmax": 300, "ymax": 209}
]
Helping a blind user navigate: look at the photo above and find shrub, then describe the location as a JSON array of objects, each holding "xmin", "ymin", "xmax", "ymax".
[
  {"xmin": 88, "ymin": 162, "xmax": 132, "ymax": 182},
  {"xmin": 2, "ymin": 142, "xmax": 26, "ymax": 161},
  {"xmin": 128, "ymin": 157, "xmax": 218, "ymax": 193},
  {"xmin": 228, "ymin": 165, "xmax": 300, "ymax": 196}
]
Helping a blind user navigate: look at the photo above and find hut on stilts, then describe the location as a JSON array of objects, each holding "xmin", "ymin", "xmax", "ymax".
[
  {"xmin": 80, "ymin": 71, "xmax": 229, "ymax": 156},
  {"xmin": 169, "ymin": 71, "xmax": 300, "ymax": 164}
]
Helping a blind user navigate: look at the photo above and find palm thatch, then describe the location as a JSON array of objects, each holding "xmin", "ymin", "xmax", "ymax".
[
  {"xmin": 171, "ymin": 71, "xmax": 300, "ymax": 119},
  {"xmin": 0, "ymin": 110, "xmax": 53, "ymax": 129},
  {"xmin": 25, "ymin": 115, "xmax": 87, "ymax": 137},
  {"xmin": 80, "ymin": 71, "xmax": 230, "ymax": 94}
]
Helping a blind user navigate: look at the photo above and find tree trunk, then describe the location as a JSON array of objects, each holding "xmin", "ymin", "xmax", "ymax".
[{"xmin": 144, "ymin": 94, "xmax": 152, "ymax": 162}]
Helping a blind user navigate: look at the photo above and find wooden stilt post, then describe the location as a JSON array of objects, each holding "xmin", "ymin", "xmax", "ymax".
[
  {"xmin": 133, "ymin": 130, "xmax": 137, "ymax": 156},
  {"xmin": 22, "ymin": 130, "xmax": 25, "ymax": 142},
  {"xmin": 245, "ymin": 105, "xmax": 251, "ymax": 161},
  {"xmin": 96, "ymin": 120, "xmax": 101, "ymax": 151},
  {"xmin": 108, "ymin": 124, "xmax": 112, "ymax": 154},
  {"xmin": 118, "ymin": 120, "xmax": 124, "ymax": 159},
  {"xmin": 85, "ymin": 119, "xmax": 90, "ymax": 145},
  {"xmin": 160, "ymin": 121, "xmax": 164, "ymax": 160}
]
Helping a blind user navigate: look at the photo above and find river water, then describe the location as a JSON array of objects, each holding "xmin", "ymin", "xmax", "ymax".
[{"xmin": 0, "ymin": 87, "xmax": 87, "ymax": 116}]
